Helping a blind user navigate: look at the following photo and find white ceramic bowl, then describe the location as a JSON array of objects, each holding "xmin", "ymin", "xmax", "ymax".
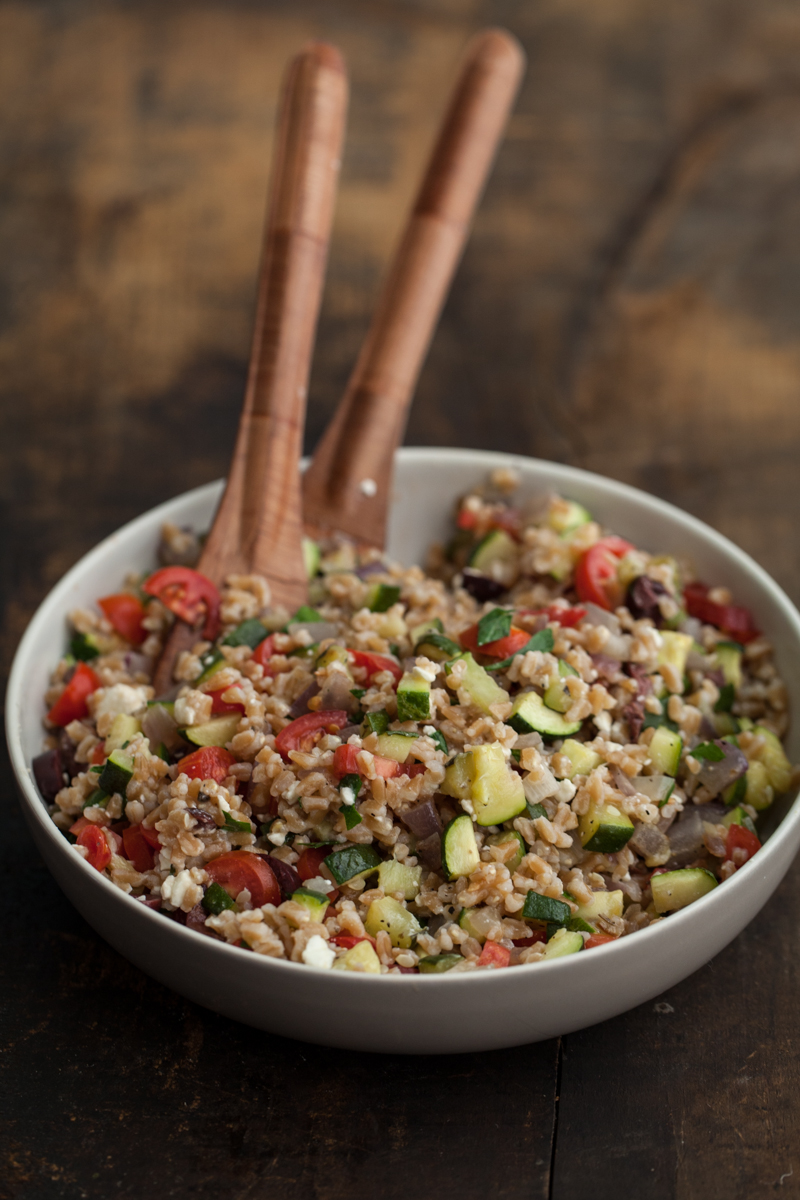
[{"xmin": 8, "ymin": 448, "xmax": 800, "ymax": 1054}]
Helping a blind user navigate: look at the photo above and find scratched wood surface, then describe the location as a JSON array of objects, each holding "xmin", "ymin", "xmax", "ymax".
[{"xmin": 3, "ymin": 0, "xmax": 800, "ymax": 1196}]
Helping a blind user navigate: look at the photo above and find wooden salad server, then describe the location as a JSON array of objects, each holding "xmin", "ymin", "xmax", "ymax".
[
  {"xmin": 153, "ymin": 43, "xmax": 347, "ymax": 693},
  {"xmin": 301, "ymin": 28, "xmax": 525, "ymax": 550}
]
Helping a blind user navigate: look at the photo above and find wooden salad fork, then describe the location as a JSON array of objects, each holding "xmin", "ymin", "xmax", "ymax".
[
  {"xmin": 301, "ymin": 28, "xmax": 525, "ymax": 550},
  {"xmin": 153, "ymin": 43, "xmax": 347, "ymax": 693}
]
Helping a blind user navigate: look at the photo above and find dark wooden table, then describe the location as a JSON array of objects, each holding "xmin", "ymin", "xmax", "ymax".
[{"xmin": 3, "ymin": 1, "xmax": 800, "ymax": 1195}]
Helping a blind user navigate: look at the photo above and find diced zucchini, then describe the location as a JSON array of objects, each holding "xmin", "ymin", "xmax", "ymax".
[
  {"xmin": 182, "ymin": 713, "xmax": 240, "ymax": 748},
  {"xmin": 410, "ymin": 618, "xmax": 444, "ymax": 644},
  {"xmin": 723, "ymin": 773, "xmax": 747, "ymax": 806},
  {"xmin": 444, "ymin": 652, "xmax": 508, "ymax": 714},
  {"xmin": 289, "ymin": 888, "xmax": 329, "ymax": 923},
  {"xmin": 522, "ymin": 892, "xmax": 571, "ymax": 924},
  {"xmin": 485, "ymin": 830, "xmax": 525, "ymax": 873},
  {"xmin": 222, "ymin": 618, "xmax": 267, "ymax": 649},
  {"xmin": 649, "ymin": 726, "xmax": 682, "ymax": 775},
  {"xmin": 567, "ymin": 916, "xmax": 596, "ymax": 934},
  {"xmin": 71, "ymin": 631, "xmax": 102, "ymax": 661},
  {"xmin": 714, "ymin": 641, "xmax": 743, "ymax": 689},
  {"xmin": 377, "ymin": 859, "xmax": 422, "ymax": 900},
  {"xmin": 651, "ymin": 867, "xmax": 718, "ymax": 913},
  {"xmin": 721, "ymin": 806, "xmax": 758, "ymax": 837},
  {"xmin": 363, "ymin": 710, "xmax": 390, "ymax": 736},
  {"xmin": 541, "ymin": 928, "xmax": 583, "ymax": 959},
  {"xmin": 323, "ymin": 844, "xmax": 382, "ymax": 886},
  {"xmin": 104, "ymin": 712, "xmax": 141, "ymax": 754},
  {"xmin": 559, "ymin": 739, "xmax": 603, "ymax": 779},
  {"xmin": 375, "ymin": 731, "xmax": 417, "ymax": 763},
  {"xmin": 441, "ymin": 813, "xmax": 480, "ymax": 880},
  {"xmin": 302, "ymin": 537, "xmax": 321, "ymax": 579},
  {"xmin": 414, "ymin": 631, "xmax": 461, "ymax": 663},
  {"xmin": 547, "ymin": 499, "xmax": 592, "ymax": 536},
  {"xmin": 202, "ymin": 881, "xmax": 238, "ymax": 915},
  {"xmin": 632, "ymin": 774, "xmax": 675, "ymax": 805},
  {"xmin": 396, "ymin": 671, "xmax": 431, "ymax": 722},
  {"xmin": 469, "ymin": 529, "xmax": 517, "ymax": 586},
  {"xmin": 579, "ymin": 801, "xmax": 634, "ymax": 852},
  {"xmin": 470, "ymin": 742, "xmax": 527, "ymax": 826},
  {"xmin": 458, "ymin": 904, "xmax": 501, "ymax": 943},
  {"xmin": 315, "ymin": 644, "xmax": 351, "ymax": 671},
  {"xmin": 751, "ymin": 726, "xmax": 792, "ymax": 794},
  {"xmin": 744, "ymin": 760, "xmax": 774, "ymax": 811},
  {"xmin": 332, "ymin": 939, "xmax": 381, "ymax": 973},
  {"xmin": 98, "ymin": 749, "xmax": 134, "ymax": 797},
  {"xmin": 364, "ymin": 896, "xmax": 421, "ymax": 948},
  {"xmin": 573, "ymin": 889, "xmax": 624, "ymax": 923},
  {"xmin": 366, "ymin": 582, "xmax": 401, "ymax": 613},
  {"xmin": 657, "ymin": 631, "xmax": 693, "ymax": 680},
  {"xmin": 418, "ymin": 954, "xmax": 461, "ymax": 973},
  {"xmin": 507, "ymin": 691, "xmax": 581, "ymax": 738},
  {"xmin": 543, "ymin": 659, "xmax": 580, "ymax": 714},
  {"xmin": 197, "ymin": 648, "xmax": 226, "ymax": 683},
  {"xmin": 440, "ymin": 752, "xmax": 473, "ymax": 800}
]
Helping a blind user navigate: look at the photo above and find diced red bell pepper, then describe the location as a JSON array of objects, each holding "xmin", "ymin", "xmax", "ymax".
[
  {"xmin": 77, "ymin": 824, "xmax": 112, "ymax": 872},
  {"xmin": 330, "ymin": 934, "xmax": 377, "ymax": 949},
  {"xmin": 276, "ymin": 711, "xmax": 351, "ymax": 761},
  {"xmin": 585, "ymin": 933, "xmax": 618, "ymax": 949},
  {"xmin": 98, "ymin": 592, "xmax": 147, "ymax": 644},
  {"xmin": 175, "ymin": 745, "xmax": 236, "ymax": 783},
  {"xmin": 296, "ymin": 846, "xmax": 333, "ymax": 882},
  {"xmin": 122, "ymin": 824, "xmax": 156, "ymax": 872},
  {"xmin": 47, "ymin": 662, "xmax": 101, "ymax": 727},
  {"xmin": 683, "ymin": 582, "xmax": 760, "ymax": 644},
  {"xmin": 142, "ymin": 566, "xmax": 221, "ymax": 640},
  {"xmin": 477, "ymin": 941, "xmax": 511, "ymax": 968},
  {"xmin": 459, "ymin": 623, "xmax": 531, "ymax": 659},
  {"xmin": 252, "ymin": 635, "xmax": 277, "ymax": 674},
  {"xmin": 574, "ymin": 537, "xmax": 636, "ymax": 610},
  {"xmin": 332, "ymin": 743, "xmax": 400, "ymax": 780},
  {"xmin": 724, "ymin": 823, "xmax": 761, "ymax": 867},
  {"xmin": 206, "ymin": 851, "xmax": 281, "ymax": 907},
  {"xmin": 349, "ymin": 650, "xmax": 403, "ymax": 686}
]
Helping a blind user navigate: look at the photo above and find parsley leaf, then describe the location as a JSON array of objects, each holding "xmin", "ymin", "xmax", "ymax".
[
  {"xmin": 477, "ymin": 607, "xmax": 513, "ymax": 646},
  {"xmin": 486, "ymin": 627, "xmax": 555, "ymax": 671},
  {"xmin": 690, "ymin": 741, "xmax": 725, "ymax": 762}
]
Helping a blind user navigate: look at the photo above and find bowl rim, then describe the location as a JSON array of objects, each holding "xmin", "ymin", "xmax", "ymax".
[{"xmin": 8, "ymin": 445, "xmax": 800, "ymax": 987}]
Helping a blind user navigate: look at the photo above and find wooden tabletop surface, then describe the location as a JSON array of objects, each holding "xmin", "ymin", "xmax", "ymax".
[{"xmin": 3, "ymin": 1, "xmax": 800, "ymax": 1195}]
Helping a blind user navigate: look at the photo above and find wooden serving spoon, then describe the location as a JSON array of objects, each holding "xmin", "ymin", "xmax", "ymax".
[
  {"xmin": 301, "ymin": 28, "xmax": 525, "ymax": 549},
  {"xmin": 153, "ymin": 43, "xmax": 347, "ymax": 693}
]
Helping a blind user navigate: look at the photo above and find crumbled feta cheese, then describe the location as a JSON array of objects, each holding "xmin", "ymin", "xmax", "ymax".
[
  {"xmin": 161, "ymin": 868, "xmax": 195, "ymax": 909},
  {"xmin": 174, "ymin": 689, "xmax": 212, "ymax": 727},
  {"xmin": 359, "ymin": 478, "xmax": 377, "ymax": 497},
  {"xmin": 91, "ymin": 684, "xmax": 149, "ymax": 723},
  {"xmin": 302, "ymin": 934, "xmax": 336, "ymax": 969},
  {"xmin": 412, "ymin": 657, "xmax": 438, "ymax": 684},
  {"xmin": 339, "ymin": 785, "xmax": 356, "ymax": 806},
  {"xmin": 267, "ymin": 830, "xmax": 286, "ymax": 846},
  {"xmin": 553, "ymin": 779, "xmax": 576, "ymax": 803},
  {"xmin": 304, "ymin": 875, "xmax": 335, "ymax": 894}
]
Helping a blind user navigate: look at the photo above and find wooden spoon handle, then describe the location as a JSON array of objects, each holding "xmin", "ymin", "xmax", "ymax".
[
  {"xmin": 200, "ymin": 42, "xmax": 348, "ymax": 603},
  {"xmin": 302, "ymin": 28, "xmax": 525, "ymax": 546}
]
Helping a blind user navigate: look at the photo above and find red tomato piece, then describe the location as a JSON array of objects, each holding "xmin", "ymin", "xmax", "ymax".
[
  {"xmin": 206, "ymin": 851, "xmax": 280, "ymax": 907},
  {"xmin": 208, "ymin": 691, "xmax": 245, "ymax": 716},
  {"xmin": 512, "ymin": 930, "xmax": 547, "ymax": 947},
  {"xmin": 374, "ymin": 756, "xmax": 400, "ymax": 779},
  {"xmin": 47, "ymin": 662, "xmax": 102, "ymax": 727},
  {"xmin": 401, "ymin": 763, "xmax": 427, "ymax": 778},
  {"xmin": 276, "ymin": 711, "xmax": 350, "ymax": 761},
  {"xmin": 332, "ymin": 743, "xmax": 401, "ymax": 780},
  {"xmin": 77, "ymin": 824, "xmax": 112, "ymax": 872},
  {"xmin": 122, "ymin": 825, "xmax": 156, "ymax": 872},
  {"xmin": 477, "ymin": 941, "xmax": 511, "ymax": 968},
  {"xmin": 98, "ymin": 592, "xmax": 147, "ymax": 644},
  {"xmin": 175, "ymin": 745, "xmax": 237, "ymax": 783},
  {"xmin": 574, "ymin": 536, "xmax": 636, "ymax": 610},
  {"xmin": 252, "ymin": 635, "xmax": 277, "ymax": 673},
  {"xmin": 68, "ymin": 816, "xmax": 92, "ymax": 837},
  {"xmin": 90, "ymin": 743, "xmax": 106, "ymax": 765},
  {"xmin": 724, "ymin": 823, "xmax": 761, "ymax": 867},
  {"xmin": 683, "ymin": 582, "xmax": 760, "ymax": 644},
  {"xmin": 457, "ymin": 508, "xmax": 479, "ymax": 531},
  {"xmin": 518, "ymin": 604, "xmax": 587, "ymax": 629},
  {"xmin": 142, "ymin": 566, "xmax": 221, "ymax": 640},
  {"xmin": 349, "ymin": 650, "xmax": 403, "ymax": 686},
  {"xmin": 585, "ymin": 933, "xmax": 618, "ymax": 950},
  {"xmin": 330, "ymin": 935, "xmax": 377, "ymax": 949},
  {"xmin": 459, "ymin": 623, "xmax": 530, "ymax": 659},
  {"xmin": 139, "ymin": 824, "xmax": 161, "ymax": 851},
  {"xmin": 296, "ymin": 846, "xmax": 332, "ymax": 881}
]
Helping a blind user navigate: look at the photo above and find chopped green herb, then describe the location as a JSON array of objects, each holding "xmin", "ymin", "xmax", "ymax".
[
  {"xmin": 292, "ymin": 605, "xmax": 322, "ymax": 624},
  {"xmin": 425, "ymin": 727, "xmax": 448, "ymax": 754},
  {"xmin": 156, "ymin": 742, "xmax": 170, "ymax": 763},
  {"xmin": 714, "ymin": 683, "xmax": 736, "ymax": 713},
  {"xmin": 477, "ymin": 607, "xmax": 513, "ymax": 646},
  {"xmin": 486, "ymin": 627, "xmax": 555, "ymax": 671},
  {"xmin": 82, "ymin": 788, "xmax": 109, "ymax": 810},
  {"xmin": 339, "ymin": 804, "xmax": 363, "ymax": 830},
  {"xmin": 89, "ymin": 764, "xmax": 103, "ymax": 774},
  {"xmin": 390, "ymin": 643, "xmax": 401, "ymax": 658},
  {"xmin": 338, "ymin": 773, "xmax": 362, "ymax": 801},
  {"xmin": 222, "ymin": 618, "xmax": 268, "ymax": 649},
  {"xmin": 691, "ymin": 741, "xmax": 726, "ymax": 762},
  {"xmin": 202, "ymin": 882, "xmax": 238, "ymax": 915},
  {"xmin": 643, "ymin": 711, "xmax": 680, "ymax": 734},
  {"xmin": 223, "ymin": 812, "xmax": 253, "ymax": 833},
  {"xmin": 525, "ymin": 801, "xmax": 547, "ymax": 821},
  {"xmin": 350, "ymin": 688, "xmax": 366, "ymax": 700}
]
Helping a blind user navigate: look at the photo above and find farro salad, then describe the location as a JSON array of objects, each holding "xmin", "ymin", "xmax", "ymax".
[{"xmin": 34, "ymin": 470, "xmax": 796, "ymax": 975}]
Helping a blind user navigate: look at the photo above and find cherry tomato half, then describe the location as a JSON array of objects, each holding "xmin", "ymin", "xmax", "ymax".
[
  {"xmin": 724, "ymin": 823, "xmax": 761, "ymax": 867},
  {"xmin": 77, "ymin": 824, "xmax": 112, "ymax": 872},
  {"xmin": 98, "ymin": 592, "xmax": 147, "ymax": 645},
  {"xmin": 122, "ymin": 824, "xmax": 156, "ymax": 873},
  {"xmin": 459, "ymin": 623, "xmax": 530, "ymax": 659},
  {"xmin": 142, "ymin": 567, "xmax": 221, "ymax": 640},
  {"xmin": 206, "ymin": 851, "xmax": 280, "ymax": 907},
  {"xmin": 683, "ymin": 582, "xmax": 760, "ymax": 644},
  {"xmin": 518, "ymin": 604, "xmax": 587, "ymax": 629},
  {"xmin": 574, "ymin": 536, "xmax": 636, "ymax": 610},
  {"xmin": 275, "ymin": 711, "xmax": 351, "ymax": 761},
  {"xmin": 252, "ymin": 635, "xmax": 277, "ymax": 674},
  {"xmin": 175, "ymin": 745, "xmax": 236, "ymax": 783},
  {"xmin": 349, "ymin": 650, "xmax": 403, "ymax": 686},
  {"xmin": 47, "ymin": 662, "xmax": 101, "ymax": 727},
  {"xmin": 296, "ymin": 846, "xmax": 332, "ymax": 881},
  {"xmin": 477, "ymin": 941, "xmax": 511, "ymax": 968},
  {"xmin": 332, "ymin": 743, "xmax": 400, "ymax": 780}
]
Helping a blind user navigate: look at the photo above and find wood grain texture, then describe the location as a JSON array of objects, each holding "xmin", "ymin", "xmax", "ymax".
[
  {"xmin": 302, "ymin": 27, "xmax": 525, "ymax": 546},
  {"xmin": 4, "ymin": 0, "xmax": 800, "ymax": 1195}
]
